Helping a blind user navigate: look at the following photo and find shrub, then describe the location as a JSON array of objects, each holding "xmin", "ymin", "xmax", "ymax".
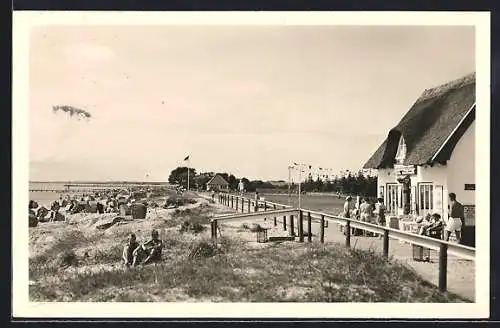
[
  {"xmin": 249, "ymin": 224, "xmax": 264, "ymax": 232},
  {"xmin": 55, "ymin": 250, "xmax": 78, "ymax": 268},
  {"xmin": 179, "ymin": 221, "xmax": 205, "ymax": 234},
  {"xmin": 188, "ymin": 240, "xmax": 222, "ymax": 259}
]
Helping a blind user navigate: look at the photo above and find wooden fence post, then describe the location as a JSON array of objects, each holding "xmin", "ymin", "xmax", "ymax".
[
  {"xmin": 307, "ymin": 212, "xmax": 312, "ymax": 242},
  {"xmin": 214, "ymin": 220, "xmax": 218, "ymax": 240},
  {"xmin": 211, "ymin": 221, "xmax": 216, "ymax": 240},
  {"xmin": 383, "ymin": 229, "xmax": 389, "ymax": 258},
  {"xmin": 283, "ymin": 215, "xmax": 287, "ymax": 231},
  {"xmin": 247, "ymin": 199, "xmax": 251, "ymax": 213},
  {"xmin": 298, "ymin": 211, "xmax": 304, "ymax": 242},
  {"xmin": 320, "ymin": 215, "xmax": 325, "ymax": 243},
  {"xmin": 236, "ymin": 197, "xmax": 238, "ymax": 211},
  {"xmin": 254, "ymin": 201, "xmax": 258, "ymax": 212},
  {"xmin": 345, "ymin": 220, "xmax": 351, "ymax": 248},
  {"xmin": 231, "ymin": 196, "xmax": 234, "ymax": 209},
  {"xmin": 290, "ymin": 215, "xmax": 295, "ymax": 236},
  {"xmin": 273, "ymin": 205, "xmax": 277, "ymax": 226},
  {"xmin": 241, "ymin": 198, "xmax": 244, "ymax": 213},
  {"xmin": 439, "ymin": 244, "xmax": 448, "ymax": 292}
]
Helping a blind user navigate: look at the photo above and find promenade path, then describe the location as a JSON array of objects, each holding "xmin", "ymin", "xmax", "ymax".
[{"xmin": 206, "ymin": 193, "xmax": 475, "ymax": 301}]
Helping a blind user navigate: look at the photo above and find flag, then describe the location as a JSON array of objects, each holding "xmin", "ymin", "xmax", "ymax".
[{"xmin": 184, "ymin": 155, "xmax": 190, "ymax": 161}]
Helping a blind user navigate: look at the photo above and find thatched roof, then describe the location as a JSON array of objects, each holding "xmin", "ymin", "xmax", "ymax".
[
  {"xmin": 364, "ymin": 72, "xmax": 475, "ymax": 169},
  {"xmin": 207, "ymin": 174, "xmax": 229, "ymax": 186}
]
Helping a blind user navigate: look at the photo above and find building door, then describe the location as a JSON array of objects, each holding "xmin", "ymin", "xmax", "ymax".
[
  {"xmin": 386, "ymin": 183, "xmax": 399, "ymax": 215},
  {"xmin": 397, "ymin": 175, "xmax": 411, "ymax": 214},
  {"xmin": 418, "ymin": 183, "xmax": 434, "ymax": 217}
]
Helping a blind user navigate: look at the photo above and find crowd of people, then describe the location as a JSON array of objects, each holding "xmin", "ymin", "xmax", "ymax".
[
  {"xmin": 342, "ymin": 192, "xmax": 465, "ymax": 243},
  {"xmin": 29, "ymin": 189, "xmax": 150, "ymax": 224},
  {"xmin": 29, "ymin": 189, "xmax": 167, "ymax": 267}
]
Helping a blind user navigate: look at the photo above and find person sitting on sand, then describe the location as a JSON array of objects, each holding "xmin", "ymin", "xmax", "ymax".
[
  {"xmin": 122, "ymin": 233, "xmax": 139, "ymax": 266},
  {"xmin": 132, "ymin": 229, "xmax": 163, "ymax": 266},
  {"xmin": 50, "ymin": 200, "xmax": 61, "ymax": 221}
]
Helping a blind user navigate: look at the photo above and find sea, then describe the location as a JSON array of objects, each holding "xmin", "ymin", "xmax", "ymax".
[
  {"xmin": 28, "ymin": 181, "xmax": 156, "ymax": 206},
  {"xmin": 29, "ymin": 182, "xmax": 70, "ymax": 206}
]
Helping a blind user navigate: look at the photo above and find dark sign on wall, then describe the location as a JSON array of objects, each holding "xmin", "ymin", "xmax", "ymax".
[{"xmin": 464, "ymin": 184, "xmax": 475, "ymax": 191}]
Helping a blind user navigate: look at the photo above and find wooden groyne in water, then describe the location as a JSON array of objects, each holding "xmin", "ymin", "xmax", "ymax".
[
  {"xmin": 29, "ymin": 188, "xmax": 110, "ymax": 193},
  {"xmin": 30, "ymin": 183, "xmax": 171, "ymax": 193}
]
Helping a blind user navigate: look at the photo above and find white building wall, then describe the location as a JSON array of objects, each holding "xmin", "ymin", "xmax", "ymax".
[
  {"xmin": 376, "ymin": 168, "xmax": 393, "ymax": 196},
  {"xmin": 413, "ymin": 164, "xmax": 447, "ymax": 219},
  {"xmin": 446, "ymin": 120, "xmax": 475, "ymax": 206}
]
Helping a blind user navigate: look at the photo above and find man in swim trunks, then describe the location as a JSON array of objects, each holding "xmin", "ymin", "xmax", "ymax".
[{"xmin": 444, "ymin": 193, "xmax": 464, "ymax": 243}]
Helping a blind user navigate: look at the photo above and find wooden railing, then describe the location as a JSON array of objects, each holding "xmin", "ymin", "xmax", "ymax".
[{"xmin": 214, "ymin": 192, "xmax": 476, "ymax": 294}]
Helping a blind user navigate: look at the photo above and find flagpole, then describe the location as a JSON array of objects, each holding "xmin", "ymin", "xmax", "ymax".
[
  {"xmin": 288, "ymin": 166, "xmax": 292, "ymax": 206},
  {"xmin": 187, "ymin": 158, "xmax": 190, "ymax": 192}
]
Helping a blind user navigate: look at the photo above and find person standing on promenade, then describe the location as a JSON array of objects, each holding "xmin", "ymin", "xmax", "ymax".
[
  {"xmin": 374, "ymin": 198, "xmax": 386, "ymax": 226},
  {"xmin": 359, "ymin": 198, "xmax": 373, "ymax": 223},
  {"xmin": 238, "ymin": 179, "xmax": 245, "ymax": 196},
  {"xmin": 343, "ymin": 196, "xmax": 355, "ymax": 218},
  {"xmin": 444, "ymin": 193, "xmax": 464, "ymax": 243},
  {"xmin": 342, "ymin": 196, "xmax": 356, "ymax": 235}
]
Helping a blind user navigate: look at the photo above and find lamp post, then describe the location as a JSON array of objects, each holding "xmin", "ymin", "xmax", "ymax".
[
  {"xmin": 287, "ymin": 165, "xmax": 293, "ymax": 206},
  {"xmin": 298, "ymin": 166, "xmax": 302, "ymax": 209},
  {"xmin": 292, "ymin": 163, "xmax": 305, "ymax": 209}
]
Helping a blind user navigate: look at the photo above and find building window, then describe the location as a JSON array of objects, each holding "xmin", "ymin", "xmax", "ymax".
[
  {"xmin": 418, "ymin": 183, "xmax": 434, "ymax": 214},
  {"xmin": 395, "ymin": 136, "xmax": 407, "ymax": 164}
]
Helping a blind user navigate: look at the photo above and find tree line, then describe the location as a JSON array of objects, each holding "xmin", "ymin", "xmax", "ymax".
[{"xmin": 168, "ymin": 167, "xmax": 377, "ymax": 197}]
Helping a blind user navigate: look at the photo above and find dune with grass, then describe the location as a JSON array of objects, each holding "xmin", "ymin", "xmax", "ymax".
[{"xmin": 29, "ymin": 192, "xmax": 469, "ymax": 302}]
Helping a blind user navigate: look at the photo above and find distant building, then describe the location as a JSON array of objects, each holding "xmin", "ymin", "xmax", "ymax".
[
  {"xmin": 194, "ymin": 173, "xmax": 213, "ymax": 190},
  {"xmin": 363, "ymin": 73, "xmax": 475, "ymax": 227},
  {"xmin": 206, "ymin": 174, "xmax": 230, "ymax": 192}
]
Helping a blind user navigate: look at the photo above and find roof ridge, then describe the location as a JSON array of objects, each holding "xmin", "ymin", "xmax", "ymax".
[{"xmin": 417, "ymin": 72, "xmax": 475, "ymax": 103}]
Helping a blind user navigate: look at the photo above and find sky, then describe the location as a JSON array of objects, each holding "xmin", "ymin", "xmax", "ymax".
[{"xmin": 29, "ymin": 25, "xmax": 475, "ymax": 182}]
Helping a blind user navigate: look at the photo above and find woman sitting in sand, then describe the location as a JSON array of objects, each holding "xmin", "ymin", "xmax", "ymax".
[
  {"xmin": 122, "ymin": 233, "xmax": 139, "ymax": 266},
  {"xmin": 132, "ymin": 229, "xmax": 163, "ymax": 266}
]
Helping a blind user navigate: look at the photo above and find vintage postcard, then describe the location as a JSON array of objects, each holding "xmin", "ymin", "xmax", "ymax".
[{"xmin": 12, "ymin": 11, "xmax": 490, "ymax": 318}]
